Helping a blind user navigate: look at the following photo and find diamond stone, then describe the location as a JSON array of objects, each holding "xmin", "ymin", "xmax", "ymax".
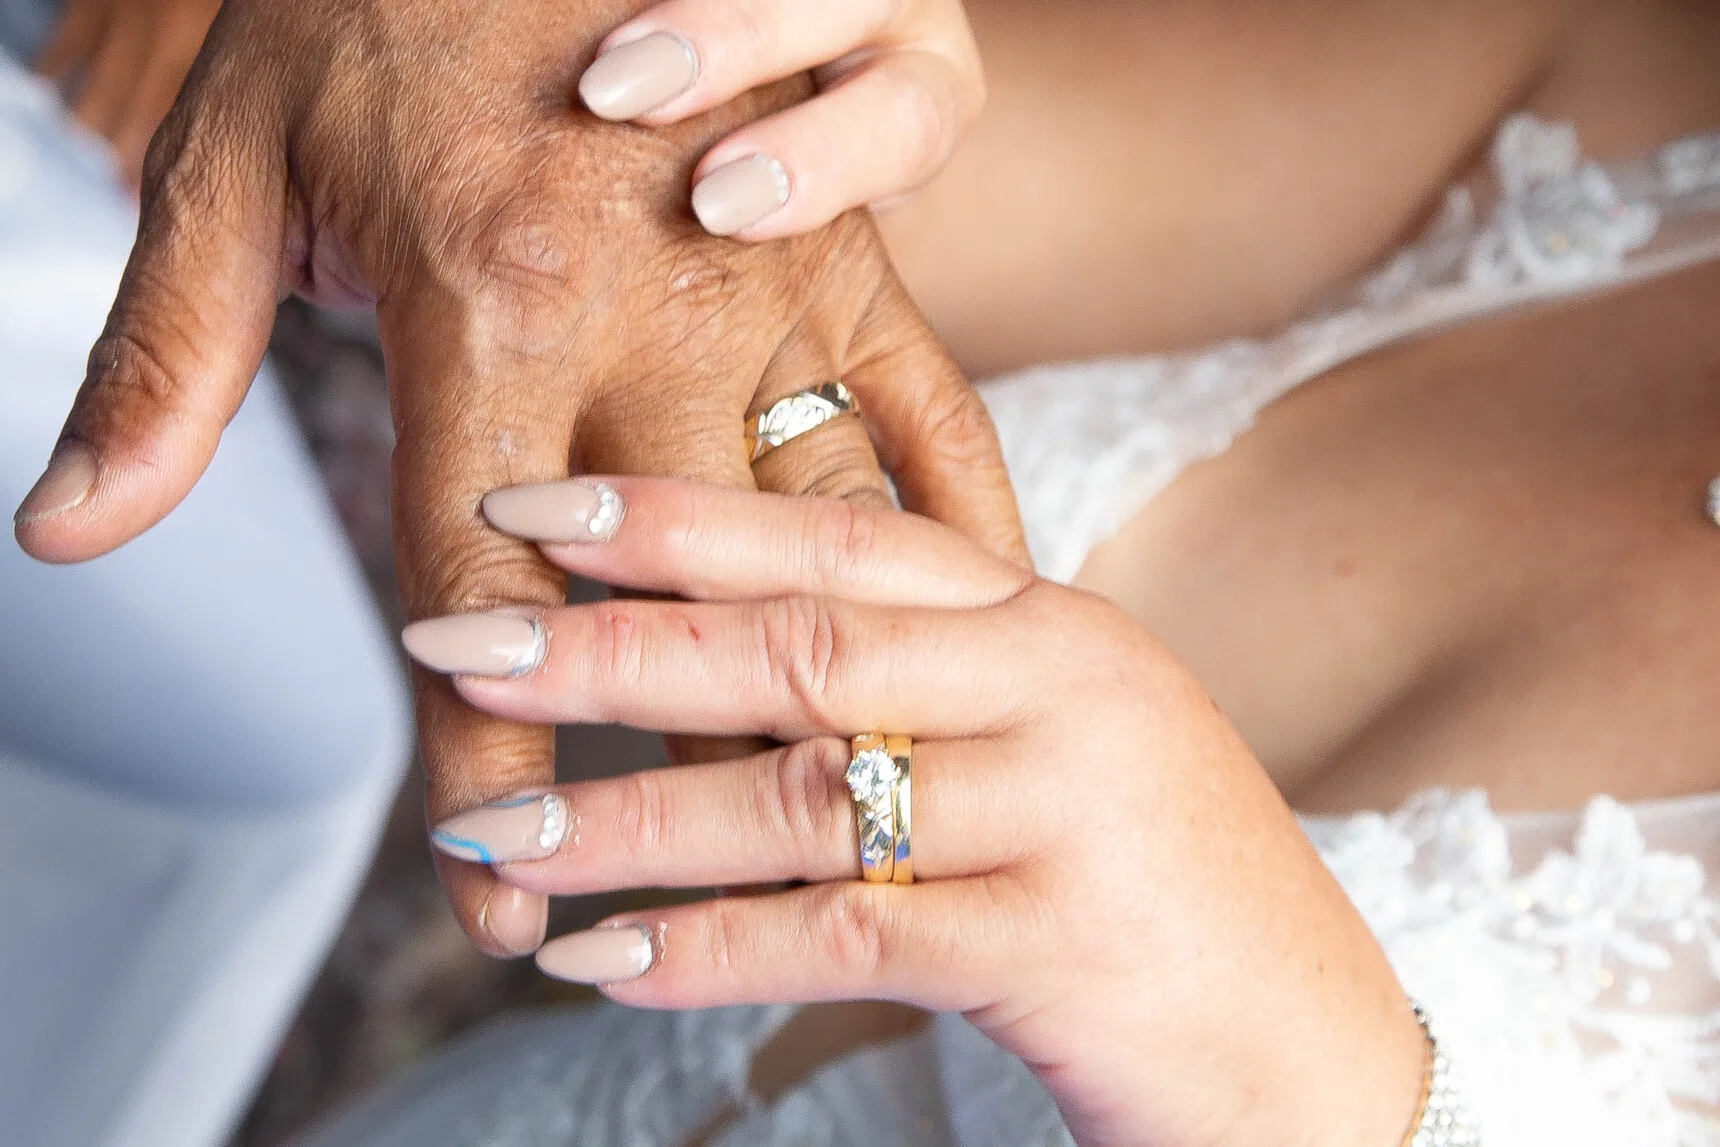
[{"xmin": 846, "ymin": 747, "xmax": 900, "ymax": 804}]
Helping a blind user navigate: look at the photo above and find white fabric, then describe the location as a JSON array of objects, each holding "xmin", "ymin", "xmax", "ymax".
[
  {"xmin": 984, "ymin": 113, "xmax": 1720, "ymax": 584},
  {"xmin": 0, "ymin": 59, "xmax": 412, "ymax": 1147},
  {"xmin": 304, "ymin": 115, "xmax": 1720, "ymax": 1147}
]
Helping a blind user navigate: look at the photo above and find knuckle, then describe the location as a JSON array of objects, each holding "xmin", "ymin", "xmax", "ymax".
[
  {"xmin": 615, "ymin": 769, "xmax": 671, "ymax": 858},
  {"xmin": 396, "ymin": 526, "xmax": 561, "ymax": 617},
  {"xmin": 79, "ymin": 327, "xmax": 188, "ymax": 430},
  {"xmin": 704, "ymin": 899, "xmax": 748, "ymax": 984},
  {"xmin": 587, "ymin": 599, "xmax": 650, "ymax": 697},
  {"xmin": 470, "ymin": 206, "xmax": 580, "ymax": 298},
  {"xmin": 805, "ymin": 498, "xmax": 882, "ymax": 588},
  {"xmin": 1015, "ymin": 583, "xmax": 1157, "ymax": 698},
  {"xmin": 813, "ymin": 884, "xmax": 890, "ymax": 982},
  {"xmin": 762, "ymin": 738, "xmax": 849, "ymax": 864},
  {"xmin": 914, "ymin": 375, "xmax": 1006, "ymax": 475},
  {"xmin": 759, "ymin": 596, "xmax": 842, "ymax": 728}
]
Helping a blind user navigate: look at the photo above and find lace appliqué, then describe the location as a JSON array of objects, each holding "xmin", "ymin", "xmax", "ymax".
[
  {"xmin": 983, "ymin": 113, "xmax": 1720, "ymax": 582},
  {"xmin": 1307, "ymin": 793, "xmax": 1720, "ymax": 1147}
]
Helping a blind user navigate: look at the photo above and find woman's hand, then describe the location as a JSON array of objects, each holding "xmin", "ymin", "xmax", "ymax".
[
  {"xmin": 403, "ymin": 477, "xmax": 1427, "ymax": 1147},
  {"xmin": 577, "ymin": 0, "xmax": 984, "ymax": 240},
  {"xmin": 13, "ymin": 0, "xmax": 1023, "ymax": 963},
  {"xmin": 35, "ymin": 0, "xmax": 221, "ymax": 186}
]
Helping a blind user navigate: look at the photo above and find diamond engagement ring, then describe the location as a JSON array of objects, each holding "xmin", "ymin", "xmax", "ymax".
[
  {"xmin": 747, "ymin": 381, "xmax": 860, "ymax": 463},
  {"xmin": 847, "ymin": 733, "xmax": 913, "ymax": 884}
]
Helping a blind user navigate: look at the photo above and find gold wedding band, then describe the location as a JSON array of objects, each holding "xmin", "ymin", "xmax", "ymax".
[
  {"xmin": 747, "ymin": 381, "xmax": 859, "ymax": 463},
  {"xmin": 887, "ymin": 734, "xmax": 913, "ymax": 885},
  {"xmin": 847, "ymin": 733, "xmax": 913, "ymax": 885}
]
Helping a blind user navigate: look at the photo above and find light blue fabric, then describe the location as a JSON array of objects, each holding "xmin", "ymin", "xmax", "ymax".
[
  {"xmin": 0, "ymin": 0, "xmax": 58, "ymax": 66},
  {"xmin": 0, "ymin": 55, "xmax": 411, "ymax": 1147}
]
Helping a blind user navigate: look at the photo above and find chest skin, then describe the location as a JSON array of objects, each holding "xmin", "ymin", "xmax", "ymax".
[{"xmin": 1073, "ymin": 261, "xmax": 1720, "ymax": 815}]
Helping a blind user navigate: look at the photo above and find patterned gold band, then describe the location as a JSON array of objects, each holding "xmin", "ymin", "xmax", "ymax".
[{"xmin": 846, "ymin": 733, "xmax": 912, "ymax": 884}]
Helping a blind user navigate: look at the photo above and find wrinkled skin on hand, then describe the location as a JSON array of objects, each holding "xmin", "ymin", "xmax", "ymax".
[{"xmin": 16, "ymin": 0, "xmax": 1023, "ymax": 955}]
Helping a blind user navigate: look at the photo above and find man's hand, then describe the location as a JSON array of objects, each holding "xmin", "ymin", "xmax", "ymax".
[{"xmin": 13, "ymin": 0, "xmax": 1024, "ymax": 956}]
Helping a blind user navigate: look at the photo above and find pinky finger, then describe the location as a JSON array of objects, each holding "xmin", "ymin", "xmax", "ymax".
[
  {"xmin": 691, "ymin": 49, "xmax": 976, "ymax": 241},
  {"xmin": 535, "ymin": 878, "xmax": 1030, "ymax": 1015}
]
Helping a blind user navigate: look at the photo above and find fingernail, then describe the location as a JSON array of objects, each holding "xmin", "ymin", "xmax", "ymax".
[
  {"xmin": 579, "ymin": 31, "xmax": 698, "ymax": 121},
  {"xmin": 537, "ymin": 924, "xmax": 656, "ymax": 985},
  {"xmin": 14, "ymin": 440, "xmax": 97, "ymax": 526},
  {"xmin": 692, "ymin": 154, "xmax": 790, "ymax": 236},
  {"xmin": 401, "ymin": 613, "xmax": 546, "ymax": 677},
  {"xmin": 481, "ymin": 884, "xmax": 549, "ymax": 957},
  {"xmin": 483, "ymin": 480, "xmax": 624, "ymax": 544},
  {"xmin": 432, "ymin": 792, "xmax": 572, "ymax": 864}
]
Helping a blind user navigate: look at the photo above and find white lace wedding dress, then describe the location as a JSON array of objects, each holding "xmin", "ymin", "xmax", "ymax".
[{"xmin": 305, "ymin": 115, "xmax": 1720, "ymax": 1147}]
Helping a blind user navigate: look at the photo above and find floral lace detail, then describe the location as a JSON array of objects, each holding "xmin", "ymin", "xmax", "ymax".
[
  {"xmin": 1306, "ymin": 792, "xmax": 1720, "ymax": 1147},
  {"xmin": 982, "ymin": 113, "xmax": 1720, "ymax": 582}
]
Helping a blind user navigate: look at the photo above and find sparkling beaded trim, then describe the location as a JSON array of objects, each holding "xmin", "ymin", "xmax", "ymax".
[{"xmin": 1406, "ymin": 1001, "xmax": 1480, "ymax": 1147}]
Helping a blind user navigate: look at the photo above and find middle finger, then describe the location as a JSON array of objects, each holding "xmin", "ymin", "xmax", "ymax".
[{"xmin": 405, "ymin": 591, "xmax": 1047, "ymax": 740}]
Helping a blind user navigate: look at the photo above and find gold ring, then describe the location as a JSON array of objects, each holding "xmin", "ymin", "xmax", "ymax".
[
  {"xmin": 747, "ymin": 382, "xmax": 859, "ymax": 463},
  {"xmin": 847, "ymin": 733, "xmax": 907, "ymax": 883},
  {"xmin": 886, "ymin": 734, "xmax": 913, "ymax": 884}
]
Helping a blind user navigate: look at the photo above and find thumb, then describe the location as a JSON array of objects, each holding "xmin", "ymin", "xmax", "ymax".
[{"xmin": 13, "ymin": 117, "xmax": 286, "ymax": 563}]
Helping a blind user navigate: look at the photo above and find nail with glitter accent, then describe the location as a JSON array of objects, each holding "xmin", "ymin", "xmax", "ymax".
[
  {"xmin": 401, "ymin": 613, "xmax": 546, "ymax": 678},
  {"xmin": 537, "ymin": 924, "xmax": 656, "ymax": 985},
  {"xmin": 432, "ymin": 793, "xmax": 571, "ymax": 864},
  {"xmin": 579, "ymin": 31, "xmax": 699, "ymax": 121},
  {"xmin": 14, "ymin": 440, "xmax": 97, "ymax": 526},
  {"xmin": 692, "ymin": 154, "xmax": 790, "ymax": 236},
  {"xmin": 482, "ymin": 480, "xmax": 624, "ymax": 544}
]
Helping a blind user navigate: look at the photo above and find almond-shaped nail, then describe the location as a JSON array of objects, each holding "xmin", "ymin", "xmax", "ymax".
[
  {"xmin": 401, "ymin": 613, "xmax": 545, "ymax": 677},
  {"xmin": 14, "ymin": 440, "xmax": 97, "ymax": 526},
  {"xmin": 579, "ymin": 31, "xmax": 698, "ymax": 121},
  {"xmin": 692, "ymin": 154, "xmax": 790, "ymax": 237},
  {"xmin": 482, "ymin": 480, "xmax": 624, "ymax": 544},
  {"xmin": 537, "ymin": 924, "xmax": 656, "ymax": 985},
  {"xmin": 482, "ymin": 884, "xmax": 549, "ymax": 957},
  {"xmin": 432, "ymin": 793, "xmax": 571, "ymax": 864}
]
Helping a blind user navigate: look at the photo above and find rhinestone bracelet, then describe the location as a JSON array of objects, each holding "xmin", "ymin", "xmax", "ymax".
[{"xmin": 1400, "ymin": 1001, "xmax": 1480, "ymax": 1147}]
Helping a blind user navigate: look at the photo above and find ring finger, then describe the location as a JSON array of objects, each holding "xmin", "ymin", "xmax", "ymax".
[{"xmin": 441, "ymin": 736, "xmax": 1030, "ymax": 895}]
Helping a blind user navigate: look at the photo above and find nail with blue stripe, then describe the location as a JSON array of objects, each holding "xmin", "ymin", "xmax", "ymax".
[{"xmin": 433, "ymin": 793, "xmax": 570, "ymax": 864}]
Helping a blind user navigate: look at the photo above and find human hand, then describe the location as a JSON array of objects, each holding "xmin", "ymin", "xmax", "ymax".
[
  {"xmin": 576, "ymin": 0, "xmax": 983, "ymax": 239},
  {"xmin": 35, "ymin": 0, "xmax": 222, "ymax": 187},
  {"xmin": 12, "ymin": 0, "xmax": 1024, "ymax": 959},
  {"xmin": 405, "ymin": 476, "xmax": 1427, "ymax": 1147}
]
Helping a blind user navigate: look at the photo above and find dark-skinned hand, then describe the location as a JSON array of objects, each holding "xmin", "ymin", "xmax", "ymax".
[{"xmin": 13, "ymin": 0, "xmax": 1025, "ymax": 958}]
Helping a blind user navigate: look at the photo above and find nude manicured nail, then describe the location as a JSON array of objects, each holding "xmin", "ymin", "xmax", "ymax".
[
  {"xmin": 483, "ymin": 480, "xmax": 624, "ymax": 544},
  {"xmin": 692, "ymin": 155, "xmax": 790, "ymax": 236},
  {"xmin": 482, "ymin": 884, "xmax": 549, "ymax": 957},
  {"xmin": 14, "ymin": 440, "xmax": 97, "ymax": 526},
  {"xmin": 401, "ymin": 613, "xmax": 546, "ymax": 677},
  {"xmin": 579, "ymin": 31, "xmax": 698, "ymax": 121},
  {"xmin": 537, "ymin": 924, "xmax": 656, "ymax": 985},
  {"xmin": 433, "ymin": 793, "xmax": 571, "ymax": 864}
]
